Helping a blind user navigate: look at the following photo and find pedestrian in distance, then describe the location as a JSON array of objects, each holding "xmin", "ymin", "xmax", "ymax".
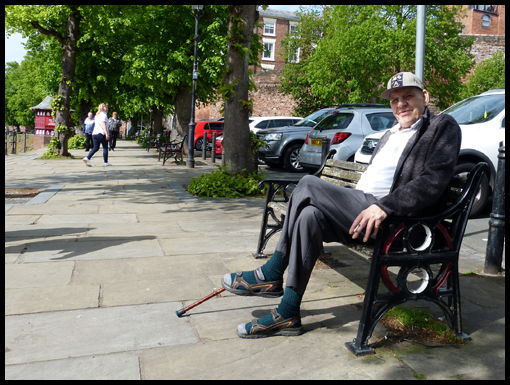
[
  {"xmin": 220, "ymin": 72, "xmax": 462, "ymax": 338},
  {"xmin": 83, "ymin": 103, "xmax": 112, "ymax": 167},
  {"xmin": 108, "ymin": 112, "xmax": 122, "ymax": 151},
  {"xmin": 83, "ymin": 112, "xmax": 95, "ymax": 152}
]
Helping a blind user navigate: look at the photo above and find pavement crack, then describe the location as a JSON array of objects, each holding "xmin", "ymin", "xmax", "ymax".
[{"xmin": 98, "ymin": 284, "xmax": 104, "ymax": 307}]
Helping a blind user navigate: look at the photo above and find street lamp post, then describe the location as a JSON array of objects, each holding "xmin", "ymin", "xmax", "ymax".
[{"xmin": 187, "ymin": 5, "xmax": 205, "ymax": 168}]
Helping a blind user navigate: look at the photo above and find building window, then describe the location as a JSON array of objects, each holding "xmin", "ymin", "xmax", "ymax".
[
  {"xmin": 289, "ymin": 47, "xmax": 300, "ymax": 63},
  {"xmin": 470, "ymin": 5, "xmax": 498, "ymax": 14},
  {"xmin": 263, "ymin": 18, "xmax": 276, "ymax": 36},
  {"xmin": 263, "ymin": 38, "xmax": 276, "ymax": 61},
  {"xmin": 482, "ymin": 14, "xmax": 491, "ymax": 29}
]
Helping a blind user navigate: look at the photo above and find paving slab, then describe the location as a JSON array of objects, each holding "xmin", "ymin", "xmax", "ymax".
[
  {"xmin": 140, "ymin": 329, "xmax": 415, "ymax": 380},
  {"xmin": 5, "ymin": 352, "xmax": 141, "ymax": 380},
  {"xmin": 7, "ymin": 203, "xmax": 101, "ymax": 215},
  {"xmin": 5, "ymin": 302, "xmax": 199, "ymax": 365},
  {"xmin": 5, "ymin": 284, "xmax": 100, "ymax": 315},
  {"xmin": 159, "ymin": 234, "xmax": 260, "ymax": 255},
  {"xmin": 85, "ymin": 221, "xmax": 181, "ymax": 237},
  {"xmin": 35, "ymin": 213, "xmax": 138, "ymax": 224},
  {"xmin": 19, "ymin": 236, "xmax": 162, "ymax": 263},
  {"xmin": 72, "ymin": 254, "xmax": 228, "ymax": 285},
  {"xmin": 5, "ymin": 223, "xmax": 89, "ymax": 239},
  {"xmin": 5, "ymin": 261, "xmax": 75, "ymax": 288},
  {"xmin": 102, "ymin": 277, "xmax": 215, "ymax": 307}
]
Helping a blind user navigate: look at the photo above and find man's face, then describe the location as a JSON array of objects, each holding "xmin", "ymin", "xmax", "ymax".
[{"xmin": 389, "ymin": 87, "xmax": 429, "ymax": 129}]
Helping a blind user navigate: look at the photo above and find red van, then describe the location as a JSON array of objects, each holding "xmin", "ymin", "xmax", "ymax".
[{"xmin": 194, "ymin": 121, "xmax": 224, "ymax": 151}]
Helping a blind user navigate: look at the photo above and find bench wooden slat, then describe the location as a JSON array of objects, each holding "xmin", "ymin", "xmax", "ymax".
[
  {"xmin": 321, "ymin": 166, "xmax": 364, "ymax": 183},
  {"xmin": 326, "ymin": 159, "xmax": 368, "ymax": 172},
  {"xmin": 268, "ymin": 201, "xmax": 288, "ymax": 216},
  {"xmin": 320, "ymin": 175, "xmax": 357, "ymax": 188}
]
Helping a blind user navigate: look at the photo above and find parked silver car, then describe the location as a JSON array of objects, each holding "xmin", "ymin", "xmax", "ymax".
[
  {"xmin": 257, "ymin": 107, "xmax": 338, "ymax": 172},
  {"xmin": 299, "ymin": 105, "xmax": 396, "ymax": 172}
]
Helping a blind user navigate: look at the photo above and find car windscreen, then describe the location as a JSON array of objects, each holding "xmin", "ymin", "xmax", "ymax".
[
  {"xmin": 442, "ymin": 94, "xmax": 505, "ymax": 125},
  {"xmin": 315, "ymin": 113, "xmax": 354, "ymax": 131},
  {"xmin": 295, "ymin": 110, "xmax": 334, "ymax": 127}
]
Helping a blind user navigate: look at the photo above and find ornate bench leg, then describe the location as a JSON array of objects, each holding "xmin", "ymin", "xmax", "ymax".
[{"xmin": 253, "ymin": 183, "xmax": 280, "ymax": 259}]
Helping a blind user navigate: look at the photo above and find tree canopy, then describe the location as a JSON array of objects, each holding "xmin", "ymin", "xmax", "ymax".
[{"xmin": 280, "ymin": 5, "xmax": 475, "ymax": 115}]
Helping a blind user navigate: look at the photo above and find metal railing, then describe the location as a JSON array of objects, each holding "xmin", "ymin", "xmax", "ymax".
[{"xmin": 5, "ymin": 131, "xmax": 35, "ymax": 155}]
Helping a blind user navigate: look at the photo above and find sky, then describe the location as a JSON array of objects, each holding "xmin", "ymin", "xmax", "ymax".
[{"xmin": 4, "ymin": 5, "xmax": 302, "ymax": 65}]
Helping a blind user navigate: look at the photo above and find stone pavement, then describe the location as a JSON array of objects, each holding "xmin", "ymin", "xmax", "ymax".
[{"xmin": 5, "ymin": 140, "xmax": 505, "ymax": 380}]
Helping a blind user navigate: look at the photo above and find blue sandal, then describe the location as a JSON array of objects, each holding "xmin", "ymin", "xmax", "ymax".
[{"xmin": 237, "ymin": 308, "xmax": 303, "ymax": 339}]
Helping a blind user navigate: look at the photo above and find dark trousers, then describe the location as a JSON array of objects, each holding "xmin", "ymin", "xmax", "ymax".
[
  {"xmin": 109, "ymin": 131, "xmax": 118, "ymax": 150},
  {"xmin": 275, "ymin": 175, "xmax": 379, "ymax": 295},
  {"xmin": 84, "ymin": 133, "xmax": 93, "ymax": 151},
  {"xmin": 87, "ymin": 133, "xmax": 109, "ymax": 163}
]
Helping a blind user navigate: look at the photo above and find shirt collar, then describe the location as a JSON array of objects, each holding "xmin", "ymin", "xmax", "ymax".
[{"xmin": 390, "ymin": 118, "xmax": 423, "ymax": 134}]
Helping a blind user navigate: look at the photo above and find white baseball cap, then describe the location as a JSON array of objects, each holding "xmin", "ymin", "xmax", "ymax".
[{"xmin": 380, "ymin": 72, "xmax": 424, "ymax": 99}]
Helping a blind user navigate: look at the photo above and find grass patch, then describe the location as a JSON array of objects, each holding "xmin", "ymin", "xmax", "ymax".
[{"xmin": 379, "ymin": 305, "xmax": 466, "ymax": 346}]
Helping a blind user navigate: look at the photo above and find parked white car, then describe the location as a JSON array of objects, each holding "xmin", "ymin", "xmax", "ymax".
[
  {"xmin": 249, "ymin": 116, "xmax": 303, "ymax": 134},
  {"xmin": 355, "ymin": 89, "xmax": 505, "ymax": 217}
]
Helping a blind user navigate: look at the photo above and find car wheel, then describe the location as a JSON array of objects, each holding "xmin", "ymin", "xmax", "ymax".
[
  {"xmin": 455, "ymin": 162, "xmax": 490, "ymax": 218},
  {"xmin": 283, "ymin": 143, "xmax": 303, "ymax": 172},
  {"xmin": 195, "ymin": 138, "xmax": 208, "ymax": 151}
]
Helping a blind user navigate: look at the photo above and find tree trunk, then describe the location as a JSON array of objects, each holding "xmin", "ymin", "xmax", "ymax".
[
  {"xmin": 172, "ymin": 86, "xmax": 192, "ymax": 156},
  {"xmin": 222, "ymin": 5, "xmax": 258, "ymax": 175},
  {"xmin": 152, "ymin": 106, "xmax": 163, "ymax": 136},
  {"xmin": 56, "ymin": 7, "xmax": 80, "ymax": 157}
]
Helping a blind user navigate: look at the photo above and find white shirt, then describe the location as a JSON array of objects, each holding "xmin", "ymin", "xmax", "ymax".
[
  {"xmin": 93, "ymin": 111, "xmax": 109, "ymax": 135},
  {"xmin": 356, "ymin": 119, "xmax": 422, "ymax": 199}
]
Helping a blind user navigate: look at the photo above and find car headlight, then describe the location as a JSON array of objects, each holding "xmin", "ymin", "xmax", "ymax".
[{"xmin": 264, "ymin": 133, "xmax": 283, "ymax": 141}]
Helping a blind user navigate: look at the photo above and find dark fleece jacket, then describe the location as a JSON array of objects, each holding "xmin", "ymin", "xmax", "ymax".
[{"xmin": 370, "ymin": 107, "xmax": 462, "ymax": 217}]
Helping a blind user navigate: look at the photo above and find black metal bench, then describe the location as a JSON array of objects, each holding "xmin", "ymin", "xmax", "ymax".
[
  {"xmin": 159, "ymin": 135, "xmax": 187, "ymax": 165},
  {"xmin": 147, "ymin": 134, "xmax": 162, "ymax": 152},
  {"xmin": 255, "ymin": 152, "xmax": 488, "ymax": 355}
]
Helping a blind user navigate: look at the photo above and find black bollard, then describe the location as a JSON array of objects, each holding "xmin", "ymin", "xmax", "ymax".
[
  {"xmin": 211, "ymin": 132, "xmax": 216, "ymax": 164},
  {"xmin": 485, "ymin": 145, "xmax": 505, "ymax": 274},
  {"xmin": 202, "ymin": 131, "xmax": 207, "ymax": 160}
]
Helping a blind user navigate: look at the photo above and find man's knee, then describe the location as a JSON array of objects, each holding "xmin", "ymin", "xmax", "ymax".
[{"xmin": 296, "ymin": 206, "xmax": 325, "ymax": 232}]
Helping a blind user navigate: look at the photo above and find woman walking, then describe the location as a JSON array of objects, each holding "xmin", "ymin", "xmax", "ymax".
[{"xmin": 83, "ymin": 103, "xmax": 112, "ymax": 167}]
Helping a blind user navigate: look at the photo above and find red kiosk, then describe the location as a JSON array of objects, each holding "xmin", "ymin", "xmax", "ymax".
[
  {"xmin": 30, "ymin": 96, "xmax": 56, "ymax": 136},
  {"xmin": 30, "ymin": 96, "xmax": 55, "ymax": 149}
]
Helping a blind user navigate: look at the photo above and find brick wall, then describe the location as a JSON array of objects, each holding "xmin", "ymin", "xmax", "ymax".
[
  {"xmin": 195, "ymin": 69, "xmax": 299, "ymax": 120},
  {"xmin": 464, "ymin": 34, "xmax": 506, "ymax": 65},
  {"xmin": 33, "ymin": 135, "xmax": 52, "ymax": 150}
]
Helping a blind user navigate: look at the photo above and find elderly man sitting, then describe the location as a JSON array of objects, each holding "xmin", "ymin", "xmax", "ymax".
[{"xmin": 222, "ymin": 72, "xmax": 462, "ymax": 338}]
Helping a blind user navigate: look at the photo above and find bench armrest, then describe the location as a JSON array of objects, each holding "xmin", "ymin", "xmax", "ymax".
[{"xmin": 258, "ymin": 178, "xmax": 301, "ymax": 204}]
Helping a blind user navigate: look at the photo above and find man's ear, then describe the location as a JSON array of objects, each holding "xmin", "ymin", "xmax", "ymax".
[{"xmin": 422, "ymin": 90, "xmax": 430, "ymax": 106}]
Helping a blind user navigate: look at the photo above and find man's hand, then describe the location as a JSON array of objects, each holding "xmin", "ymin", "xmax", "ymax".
[{"xmin": 349, "ymin": 204, "xmax": 388, "ymax": 243}]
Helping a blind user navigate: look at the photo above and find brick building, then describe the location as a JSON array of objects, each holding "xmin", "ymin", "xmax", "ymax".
[
  {"xmin": 196, "ymin": 8, "xmax": 301, "ymax": 120},
  {"xmin": 253, "ymin": 8, "xmax": 300, "ymax": 73},
  {"xmin": 458, "ymin": 5, "xmax": 505, "ymax": 36}
]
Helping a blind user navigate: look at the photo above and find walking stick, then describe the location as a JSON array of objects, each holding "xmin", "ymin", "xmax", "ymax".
[{"xmin": 176, "ymin": 287, "xmax": 225, "ymax": 317}]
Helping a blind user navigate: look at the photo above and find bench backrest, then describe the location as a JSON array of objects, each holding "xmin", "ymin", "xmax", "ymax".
[
  {"xmin": 317, "ymin": 158, "xmax": 466, "ymax": 208},
  {"xmin": 318, "ymin": 159, "xmax": 367, "ymax": 188}
]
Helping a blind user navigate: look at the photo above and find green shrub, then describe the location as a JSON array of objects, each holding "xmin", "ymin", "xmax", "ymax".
[
  {"xmin": 187, "ymin": 166, "xmax": 267, "ymax": 198},
  {"xmin": 68, "ymin": 135, "xmax": 86, "ymax": 149}
]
